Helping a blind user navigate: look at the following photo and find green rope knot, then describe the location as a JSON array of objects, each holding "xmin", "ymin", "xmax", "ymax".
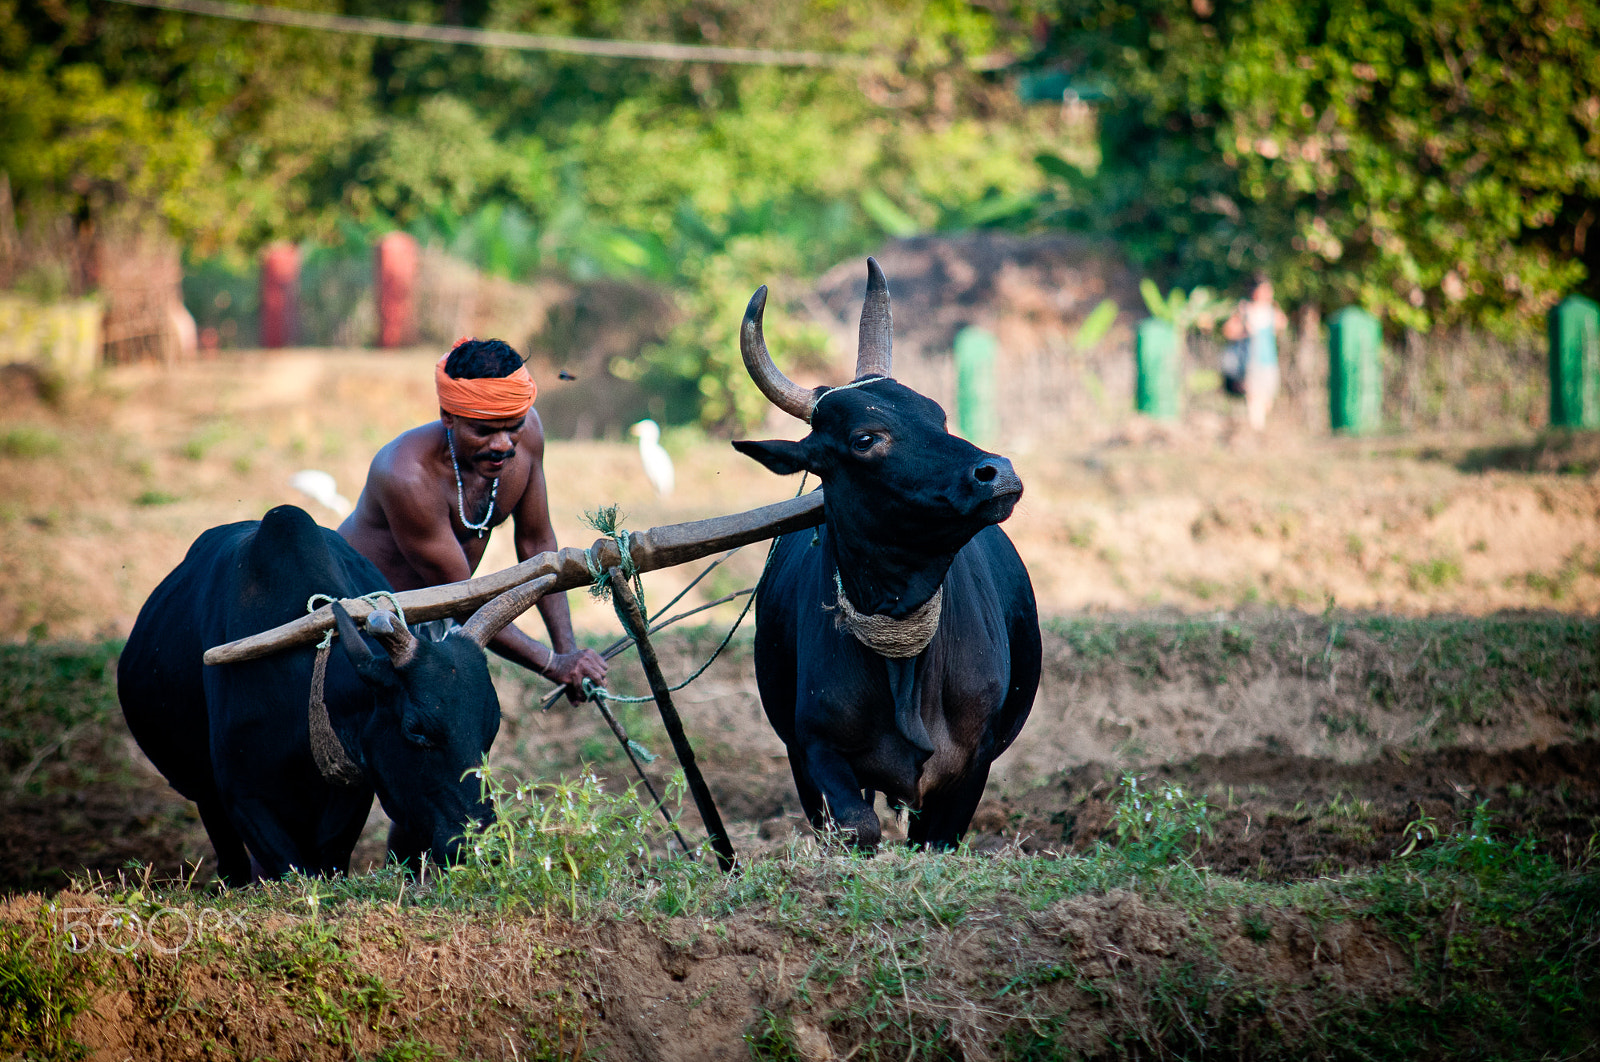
[
  {"xmin": 566, "ymin": 473, "xmax": 809, "ymax": 709},
  {"xmin": 580, "ymin": 675, "xmax": 649, "ymax": 705},
  {"xmin": 583, "ymin": 505, "xmax": 646, "ymax": 622},
  {"xmin": 307, "ymin": 590, "xmax": 408, "ymax": 649}
]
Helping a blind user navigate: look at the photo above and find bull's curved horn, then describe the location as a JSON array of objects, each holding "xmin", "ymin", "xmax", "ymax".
[
  {"xmin": 456, "ymin": 574, "xmax": 559, "ymax": 649},
  {"xmin": 331, "ymin": 600, "xmax": 391, "ymax": 687},
  {"xmin": 740, "ymin": 285, "xmax": 817, "ymax": 423},
  {"xmin": 364, "ymin": 609, "xmax": 417, "ymax": 668},
  {"xmin": 854, "ymin": 257, "xmax": 893, "ymax": 381},
  {"xmin": 330, "ymin": 601, "xmax": 374, "ymax": 665}
]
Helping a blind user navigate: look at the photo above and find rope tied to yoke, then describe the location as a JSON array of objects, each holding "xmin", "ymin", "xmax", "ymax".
[
  {"xmin": 572, "ymin": 475, "xmax": 809, "ymax": 707},
  {"xmin": 576, "ymin": 505, "xmax": 759, "ymax": 706},
  {"xmin": 582, "ymin": 505, "xmax": 646, "ymax": 623},
  {"xmin": 307, "ymin": 590, "xmax": 408, "ymax": 649},
  {"xmin": 302, "ymin": 590, "xmax": 408, "ymax": 787}
]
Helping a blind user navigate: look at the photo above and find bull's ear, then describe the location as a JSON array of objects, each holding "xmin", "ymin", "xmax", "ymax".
[
  {"xmin": 732, "ymin": 438, "xmax": 815, "ymax": 476},
  {"xmin": 331, "ymin": 601, "xmax": 397, "ymax": 690}
]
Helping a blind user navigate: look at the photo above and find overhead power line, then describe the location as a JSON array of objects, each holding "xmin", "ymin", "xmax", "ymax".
[{"xmin": 107, "ymin": 0, "xmax": 868, "ymax": 68}]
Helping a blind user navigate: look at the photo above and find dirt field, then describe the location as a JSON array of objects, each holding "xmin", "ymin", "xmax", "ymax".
[
  {"xmin": 3, "ymin": 348, "xmax": 1599, "ymax": 876},
  {"xmin": 2, "ymin": 351, "xmax": 1598, "ymax": 1058},
  {"xmin": 5, "ymin": 349, "xmax": 1600, "ymax": 643}
]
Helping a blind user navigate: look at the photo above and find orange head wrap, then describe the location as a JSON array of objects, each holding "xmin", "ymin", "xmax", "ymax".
[{"xmin": 435, "ymin": 340, "xmax": 537, "ymax": 420}]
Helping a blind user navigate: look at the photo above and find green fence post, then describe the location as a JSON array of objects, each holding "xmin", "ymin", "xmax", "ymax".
[
  {"xmin": 1328, "ymin": 307, "xmax": 1383, "ymax": 434},
  {"xmin": 954, "ymin": 325, "xmax": 999, "ymax": 445},
  {"xmin": 1549, "ymin": 294, "xmax": 1600, "ymax": 430},
  {"xmin": 1135, "ymin": 318, "xmax": 1180, "ymax": 421}
]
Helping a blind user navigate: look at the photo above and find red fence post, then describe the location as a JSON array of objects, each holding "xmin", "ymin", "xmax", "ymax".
[
  {"xmin": 258, "ymin": 242, "xmax": 300, "ymax": 348},
  {"xmin": 375, "ymin": 232, "xmax": 419, "ymax": 349}
]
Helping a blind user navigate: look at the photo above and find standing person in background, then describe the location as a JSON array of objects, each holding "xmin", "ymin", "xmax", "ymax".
[
  {"xmin": 339, "ymin": 337, "xmax": 607, "ymax": 704},
  {"xmin": 1223, "ymin": 275, "xmax": 1289, "ymax": 431}
]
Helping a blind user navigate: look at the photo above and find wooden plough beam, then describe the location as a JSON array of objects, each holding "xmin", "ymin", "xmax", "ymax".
[{"xmin": 203, "ymin": 490, "xmax": 824, "ymax": 666}]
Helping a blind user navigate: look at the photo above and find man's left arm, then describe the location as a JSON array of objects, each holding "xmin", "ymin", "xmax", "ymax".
[{"xmin": 511, "ymin": 413, "xmax": 608, "ymax": 702}]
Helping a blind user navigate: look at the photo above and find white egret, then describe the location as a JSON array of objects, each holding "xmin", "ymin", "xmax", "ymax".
[
  {"xmin": 629, "ymin": 419, "xmax": 675, "ymax": 497},
  {"xmin": 289, "ymin": 469, "xmax": 352, "ymax": 517}
]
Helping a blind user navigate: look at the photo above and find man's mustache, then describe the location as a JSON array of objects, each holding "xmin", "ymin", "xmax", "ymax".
[{"xmin": 473, "ymin": 448, "xmax": 515, "ymax": 465}]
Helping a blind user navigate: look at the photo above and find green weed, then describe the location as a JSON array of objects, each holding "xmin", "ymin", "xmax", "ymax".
[
  {"xmin": 179, "ymin": 422, "xmax": 230, "ymax": 461},
  {"xmin": 1395, "ymin": 809, "xmax": 1440, "ymax": 857},
  {"xmin": 1105, "ymin": 772, "xmax": 1215, "ymax": 871},
  {"xmin": 366, "ymin": 1037, "xmax": 445, "ymax": 1062},
  {"xmin": 744, "ymin": 1009, "xmax": 805, "ymax": 1062},
  {"xmin": 244, "ymin": 891, "xmax": 397, "ymax": 1040},
  {"xmin": 1241, "ymin": 908, "xmax": 1273, "ymax": 943},
  {"xmin": 0, "ymin": 425, "xmax": 62, "ymax": 458},
  {"xmin": 1406, "ymin": 554, "xmax": 1462, "ymax": 591},
  {"xmin": 439, "ymin": 764, "xmax": 691, "ymax": 915},
  {"xmin": 0, "ymin": 916, "xmax": 100, "ymax": 1059},
  {"xmin": 1062, "ymin": 519, "xmax": 1098, "ymax": 549}
]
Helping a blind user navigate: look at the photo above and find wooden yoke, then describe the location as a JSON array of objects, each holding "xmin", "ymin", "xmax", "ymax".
[{"xmin": 203, "ymin": 490, "xmax": 824, "ymax": 666}]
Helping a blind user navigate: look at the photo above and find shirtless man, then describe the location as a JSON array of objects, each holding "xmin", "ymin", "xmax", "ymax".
[{"xmin": 339, "ymin": 338, "xmax": 607, "ymax": 702}]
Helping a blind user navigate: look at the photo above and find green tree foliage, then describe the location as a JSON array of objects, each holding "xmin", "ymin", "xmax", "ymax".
[
  {"xmin": 18, "ymin": 0, "xmax": 1598, "ymax": 424},
  {"xmin": 344, "ymin": 0, "xmax": 1063, "ymax": 427},
  {"xmin": 1034, "ymin": 0, "xmax": 1600, "ymax": 332},
  {"xmin": 0, "ymin": 0, "xmax": 374, "ymax": 252},
  {"xmin": 4, "ymin": 0, "xmax": 1069, "ymax": 427}
]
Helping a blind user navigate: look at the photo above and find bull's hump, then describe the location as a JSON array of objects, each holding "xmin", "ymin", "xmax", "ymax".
[{"xmin": 247, "ymin": 505, "xmax": 344, "ymax": 592}]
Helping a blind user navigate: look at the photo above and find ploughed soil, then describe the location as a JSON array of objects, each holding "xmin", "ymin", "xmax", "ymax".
[
  {"xmin": 4, "ymin": 625, "xmax": 1597, "ymax": 1060},
  {"xmin": 3, "ymin": 352, "xmax": 1599, "ymax": 1058},
  {"xmin": 7, "ymin": 623, "xmax": 1598, "ymax": 896}
]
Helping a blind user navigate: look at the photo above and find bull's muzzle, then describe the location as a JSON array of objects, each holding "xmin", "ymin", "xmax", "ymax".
[{"xmin": 974, "ymin": 456, "xmax": 1023, "ymax": 499}]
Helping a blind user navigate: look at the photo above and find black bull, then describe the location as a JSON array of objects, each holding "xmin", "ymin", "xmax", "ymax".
[
  {"xmin": 117, "ymin": 504, "xmax": 524, "ymax": 885},
  {"xmin": 733, "ymin": 259, "xmax": 1041, "ymax": 848}
]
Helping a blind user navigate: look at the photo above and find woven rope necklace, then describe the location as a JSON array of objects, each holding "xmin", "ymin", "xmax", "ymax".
[
  {"xmin": 447, "ymin": 428, "xmax": 498, "ymax": 537},
  {"xmin": 830, "ymin": 570, "xmax": 943, "ymax": 658}
]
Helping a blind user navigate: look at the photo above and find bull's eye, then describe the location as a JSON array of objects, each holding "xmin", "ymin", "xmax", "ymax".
[{"xmin": 850, "ymin": 432, "xmax": 876, "ymax": 453}]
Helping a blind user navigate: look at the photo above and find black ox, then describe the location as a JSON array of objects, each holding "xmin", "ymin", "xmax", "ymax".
[
  {"xmin": 732, "ymin": 258, "xmax": 1041, "ymax": 849},
  {"xmin": 118, "ymin": 504, "xmax": 534, "ymax": 884}
]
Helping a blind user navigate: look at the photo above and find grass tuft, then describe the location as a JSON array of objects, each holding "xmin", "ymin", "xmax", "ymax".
[
  {"xmin": 0, "ymin": 914, "xmax": 101, "ymax": 1059},
  {"xmin": 0, "ymin": 425, "xmax": 62, "ymax": 458},
  {"xmin": 1104, "ymin": 772, "xmax": 1214, "ymax": 872}
]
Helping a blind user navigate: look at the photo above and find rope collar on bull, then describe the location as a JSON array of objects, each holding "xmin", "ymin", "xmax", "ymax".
[{"xmin": 827, "ymin": 567, "xmax": 943, "ymax": 659}]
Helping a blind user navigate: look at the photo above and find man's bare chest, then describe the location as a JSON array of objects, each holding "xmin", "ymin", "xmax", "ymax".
[{"xmin": 448, "ymin": 457, "xmax": 528, "ymax": 540}]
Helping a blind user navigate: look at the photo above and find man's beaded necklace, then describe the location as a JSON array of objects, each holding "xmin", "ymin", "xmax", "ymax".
[{"xmin": 447, "ymin": 428, "xmax": 498, "ymax": 537}]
